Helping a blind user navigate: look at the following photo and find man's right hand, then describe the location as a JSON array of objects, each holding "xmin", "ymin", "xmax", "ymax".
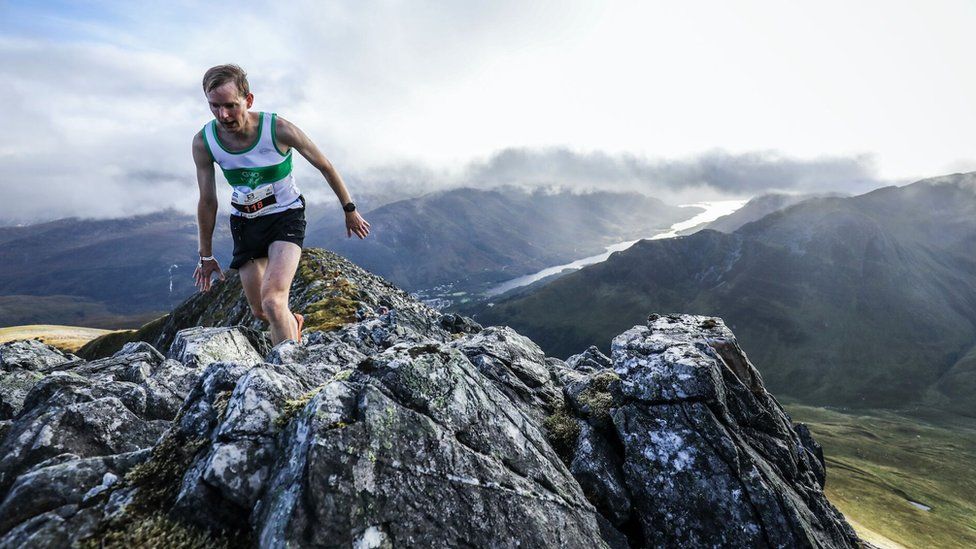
[{"xmin": 193, "ymin": 258, "xmax": 226, "ymax": 292}]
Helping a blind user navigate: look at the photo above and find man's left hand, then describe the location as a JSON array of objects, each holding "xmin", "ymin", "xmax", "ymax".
[{"xmin": 346, "ymin": 212, "xmax": 371, "ymax": 239}]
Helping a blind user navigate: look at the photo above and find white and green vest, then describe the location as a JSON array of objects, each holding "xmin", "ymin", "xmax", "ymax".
[{"xmin": 202, "ymin": 112, "xmax": 303, "ymax": 218}]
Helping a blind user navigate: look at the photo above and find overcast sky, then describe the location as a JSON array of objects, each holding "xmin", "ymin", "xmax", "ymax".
[{"xmin": 1, "ymin": 0, "xmax": 974, "ymax": 223}]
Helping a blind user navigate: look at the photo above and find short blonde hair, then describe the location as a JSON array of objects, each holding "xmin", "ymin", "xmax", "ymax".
[{"xmin": 202, "ymin": 64, "xmax": 250, "ymax": 97}]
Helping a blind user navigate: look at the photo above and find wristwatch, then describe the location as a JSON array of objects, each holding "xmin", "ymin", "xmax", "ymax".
[{"xmin": 343, "ymin": 202, "xmax": 356, "ymax": 213}]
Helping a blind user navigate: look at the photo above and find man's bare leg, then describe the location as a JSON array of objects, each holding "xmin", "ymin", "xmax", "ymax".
[
  {"xmin": 262, "ymin": 241, "xmax": 303, "ymax": 345},
  {"xmin": 238, "ymin": 257, "xmax": 270, "ymax": 322}
]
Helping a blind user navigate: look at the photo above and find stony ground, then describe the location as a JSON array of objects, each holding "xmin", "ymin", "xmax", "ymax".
[{"xmin": 0, "ymin": 248, "xmax": 861, "ymax": 548}]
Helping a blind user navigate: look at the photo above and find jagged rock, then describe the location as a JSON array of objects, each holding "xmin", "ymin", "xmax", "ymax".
[
  {"xmin": 453, "ymin": 326, "xmax": 564, "ymax": 422},
  {"xmin": 113, "ymin": 341, "xmax": 165, "ymax": 362},
  {"xmin": 131, "ymin": 249, "xmax": 448, "ymax": 356},
  {"xmin": 167, "ymin": 326, "xmax": 268, "ymax": 369},
  {"xmin": 0, "ymin": 339, "xmax": 76, "ymax": 371},
  {"xmin": 254, "ymin": 342, "xmax": 605, "ymax": 548},
  {"xmin": 439, "ymin": 313, "xmax": 483, "ymax": 335},
  {"xmin": 0, "ymin": 339, "xmax": 79, "ymax": 420},
  {"xmin": 0, "ymin": 252, "xmax": 859, "ymax": 548},
  {"xmin": 570, "ymin": 422, "xmax": 631, "ymax": 527},
  {"xmin": 0, "ymin": 373, "xmax": 168, "ymax": 498},
  {"xmin": 76, "ymin": 249, "xmax": 451, "ymax": 359},
  {"xmin": 0, "ymin": 449, "xmax": 149, "ymax": 536},
  {"xmin": 0, "ymin": 369, "xmax": 44, "ymax": 420},
  {"xmin": 0, "ymin": 504, "xmax": 99, "ymax": 549},
  {"xmin": 794, "ymin": 422, "xmax": 827, "ymax": 487},
  {"xmin": 566, "ymin": 345, "xmax": 613, "ymax": 373},
  {"xmin": 176, "ymin": 362, "xmax": 317, "ymax": 519},
  {"xmin": 0, "ymin": 343, "xmax": 192, "ymax": 501},
  {"xmin": 40, "ymin": 342, "xmax": 200, "ymax": 422},
  {"xmin": 558, "ymin": 314, "xmax": 858, "ymax": 548},
  {"xmin": 318, "ymin": 309, "xmax": 445, "ymax": 355}
]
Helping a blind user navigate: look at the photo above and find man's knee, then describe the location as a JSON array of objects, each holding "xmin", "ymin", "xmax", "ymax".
[{"xmin": 261, "ymin": 292, "xmax": 289, "ymax": 318}]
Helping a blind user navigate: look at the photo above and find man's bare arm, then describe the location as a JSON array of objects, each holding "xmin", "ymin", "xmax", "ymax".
[
  {"xmin": 275, "ymin": 117, "xmax": 370, "ymax": 238},
  {"xmin": 192, "ymin": 132, "xmax": 218, "ymax": 255},
  {"xmin": 192, "ymin": 132, "xmax": 224, "ymax": 291}
]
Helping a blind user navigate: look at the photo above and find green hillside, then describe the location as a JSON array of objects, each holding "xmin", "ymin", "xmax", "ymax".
[
  {"xmin": 473, "ymin": 174, "xmax": 976, "ymax": 414},
  {"xmin": 787, "ymin": 405, "xmax": 976, "ymax": 549}
]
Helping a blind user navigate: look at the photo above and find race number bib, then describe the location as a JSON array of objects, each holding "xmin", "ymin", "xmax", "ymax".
[{"xmin": 231, "ymin": 184, "xmax": 278, "ymax": 217}]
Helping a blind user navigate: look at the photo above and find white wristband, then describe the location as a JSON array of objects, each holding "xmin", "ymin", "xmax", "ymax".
[{"xmin": 200, "ymin": 255, "xmax": 216, "ymax": 261}]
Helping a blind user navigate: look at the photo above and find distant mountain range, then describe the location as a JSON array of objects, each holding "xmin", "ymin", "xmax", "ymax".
[
  {"xmin": 0, "ymin": 210, "xmax": 227, "ymax": 328},
  {"xmin": 473, "ymin": 174, "xmax": 976, "ymax": 415},
  {"xmin": 307, "ymin": 187, "xmax": 692, "ymax": 290},
  {"xmin": 0, "ymin": 188, "xmax": 690, "ymax": 327}
]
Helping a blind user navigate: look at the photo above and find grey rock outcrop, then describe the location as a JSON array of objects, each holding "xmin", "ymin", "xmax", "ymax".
[
  {"xmin": 168, "ymin": 326, "xmax": 268, "ymax": 369},
  {"xmin": 0, "ymin": 339, "xmax": 77, "ymax": 419},
  {"xmin": 0, "ymin": 250, "xmax": 859, "ymax": 548},
  {"xmin": 557, "ymin": 314, "xmax": 858, "ymax": 547},
  {"xmin": 0, "ymin": 339, "xmax": 76, "ymax": 371}
]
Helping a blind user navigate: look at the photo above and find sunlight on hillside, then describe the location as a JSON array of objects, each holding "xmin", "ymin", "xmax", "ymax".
[
  {"xmin": 0, "ymin": 325, "xmax": 116, "ymax": 353},
  {"xmin": 787, "ymin": 405, "xmax": 976, "ymax": 549}
]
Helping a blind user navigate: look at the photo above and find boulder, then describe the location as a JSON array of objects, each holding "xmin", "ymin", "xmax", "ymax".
[
  {"xmin": 560, "ymin": 314, "xmax": 858, "ymax": 548},
  {"xmin": 0, "ymin": 339, "xmax": 76, "ymax": 371}
]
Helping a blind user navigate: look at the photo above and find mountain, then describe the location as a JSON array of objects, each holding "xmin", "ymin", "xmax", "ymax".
[
  {"xmin": 679, "ymin": 192, "xmax": 844, "ymax": 235},
  {"xmin": 0, "ymin": 248, "xmax": 858, "ymax": 548},
  {"xmin": 474, "ymin": 174, "xmax": 976, "ymax": 415},
  {"xmin": 1, "ymin": 188, "xmax": 691, "ymax": 327},
  {"xmin": 307, "ymin": 187, "xmax": 693, "ymax": 291},
  {"xmin": 0, "ymin": 210, "xmax": 232, "ymax": 327},
  {"xmin": 0, "ymin": 295, "xmax": 163, "ymax": 329}
]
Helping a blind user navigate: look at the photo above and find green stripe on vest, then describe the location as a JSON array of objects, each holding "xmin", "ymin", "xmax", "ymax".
[{"xmin": 222, "ymin": 153, "xmax": 293, "ymax": 188}]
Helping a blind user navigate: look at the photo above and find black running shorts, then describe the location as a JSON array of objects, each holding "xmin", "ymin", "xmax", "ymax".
[{"xmin": 229, "ymin": 196, "xmax": 306, "ymax": 270}]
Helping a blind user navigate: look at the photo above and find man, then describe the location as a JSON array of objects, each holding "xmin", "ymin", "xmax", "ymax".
[{"xmin": 192, "ymin": 64, "xmax": 370, "ymax": 346}]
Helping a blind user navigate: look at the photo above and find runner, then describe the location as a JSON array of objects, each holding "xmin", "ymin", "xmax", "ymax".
[{"xmin": 191, "ymin": 64, "xmax": 370, "ymax": 346}]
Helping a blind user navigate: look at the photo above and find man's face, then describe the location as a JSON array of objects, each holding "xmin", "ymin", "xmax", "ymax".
[{"xmin": 206, "ymin": 82, "xmax": 254, "ymax": 133}]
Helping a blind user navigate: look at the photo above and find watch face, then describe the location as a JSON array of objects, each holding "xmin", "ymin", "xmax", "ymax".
[{"xmin": 344, "ymin": 202, "xmax": 356, "ymax": 212}]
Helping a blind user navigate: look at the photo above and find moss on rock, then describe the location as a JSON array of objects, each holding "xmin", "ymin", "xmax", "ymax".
[
  {"xmin": 78, "ymin": 512, "xmax": 229, "ymax": 549},
  {"xmin": 303, "ymin": 292, "xmax": 359, "ymax": 332},
  {"xmin": 577, "ymin": 370, "xmax": 620, "ymax": 424},
  {"xmin": 78, "ymin": 408, "xmax": 244, "ymax": 548},
  {"xmin": 278, "ymin": 386, "xmax": 324, "ymax": 428},
  {"xmin": 293, "ymin": 250, "xmax": 364, "ymax": 333},
  {"xmin": 543, "ymin": 404, "xmax": 581, "ymax": 465},
  {"xmin": 121, "ymin": 432, "xmax": 207, "ymax": 513},
  {"xmin": 276, "ymin": 369, "xmax": 356, "ymax": 427},
  {"xmin": 0, "ymin": 369, "xmax": 44, "ymax": 391}
]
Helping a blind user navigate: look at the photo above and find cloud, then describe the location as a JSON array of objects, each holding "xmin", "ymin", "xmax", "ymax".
[
  {"xmin": 331, "ymin": 146, "xmax": 886, "ymax": 213},
  {"xmin": 0, "ymin": 37, "xmax": 203, "ymax": 224},
  {"xmin": 0, "ymin": 2, "xmax": 901, "ymax": 223},
  {"xmin": 466, "ymin": 147, "xmax": 885, "ymax": 197}
]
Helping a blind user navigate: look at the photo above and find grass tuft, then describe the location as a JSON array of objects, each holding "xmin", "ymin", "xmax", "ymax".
[
  {"xmin": 543, "ymin": 404, "xmax": 581, "ymax": 465},
  {"xmin": 576, "ymin": 370, "xmax": 619, "ymax": 423},
  {"xmin": 77, "ymin": 512, "xmax": 230, "ymax": 549},
  {"xmin": 276, "ymin": 369, "xmax": 356, "ymax": 428}
]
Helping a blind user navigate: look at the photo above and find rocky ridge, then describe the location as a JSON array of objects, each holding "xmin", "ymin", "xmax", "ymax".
[{"xmin": 0, "ymin": 249, "xmax": 860, "ymax": 547}]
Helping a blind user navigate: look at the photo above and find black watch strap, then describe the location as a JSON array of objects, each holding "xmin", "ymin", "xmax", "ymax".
[{"xmin": 343, "ymin": 202, "xmax": 356, "ymax": 212}]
